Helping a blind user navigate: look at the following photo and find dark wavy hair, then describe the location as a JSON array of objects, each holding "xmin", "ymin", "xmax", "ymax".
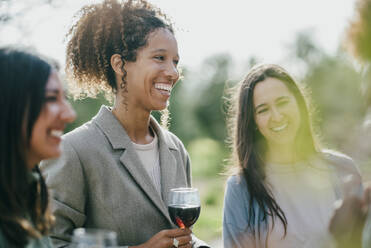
[
  {"xmin": 227, "ymin": 64, "xmax": 319, "ymax": 239},
  {"xmin": 0, "ymin": 47, "xmax": 54, "ymax": 247}
]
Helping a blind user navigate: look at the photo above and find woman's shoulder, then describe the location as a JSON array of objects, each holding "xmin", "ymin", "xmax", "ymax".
[
  {"xmin": 320, "ymin": 149, "xmax": 357, "ymax": 171},
  {"xmin": 60, "ymin": 120, "xmax": 105, "ymax": 156},
  {"xmin": 320, "ymin": 149, "xmax": 354, "ymax": 163},
  {"xmin": 162, "ymin": 129, "xmax": 184, "ymax": 147},
  {"xmin": 225, "ymin": 174, "xmax": 248, "ymax": 195},
  {"xmin": 63, "ymin": 111, "xmax": 103, "ymax": 140},
  {"xmin": 0, "ymin": 228, "xmax": 52, "ymax": 248},
  {"xmin": 64, "ymin": 121, "xmax": 96, "ymax": 140},
  {"xmin": 319, "ymin": 149, "xmax": 362, "ymax": 182},
  {"xmin": 227, "ymin": 174, "xmax": 245, "ymax": 185},
  {"xmin": 224, "ymin": 174, "xmax": 251, "ymax": 218},
  {"xmin": 62, "ymin": 106, "xmax": 118, "ymax": 149}
]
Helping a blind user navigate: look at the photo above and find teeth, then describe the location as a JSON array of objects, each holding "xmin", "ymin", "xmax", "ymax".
[
  {"xmin": 50, "ymin": 130, "xmax": 63, "ymax": 138},
  {"xmin": 271, "ymin": 123, "xmax": 288, "ymax": 132},
  {"xmin": 154, "ymin": 83, "xmax": 172, "ymax": 92}
]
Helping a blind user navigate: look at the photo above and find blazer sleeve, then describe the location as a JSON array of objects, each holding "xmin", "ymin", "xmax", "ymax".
[
  {"xmin": 40, "ymin": 139, "xmax": 87, "ymax": 248},
  {"xmin": 223, "ymin": 175, "xmax": 256, "ymax": 248}
]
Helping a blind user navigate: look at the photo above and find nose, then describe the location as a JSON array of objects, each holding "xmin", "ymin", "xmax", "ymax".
[
  {"xmin": 271, "ymin": 106, "xmax": 283, "ymax": 122},
  {"xmin": 61, "ymin": 99, "xmax": 76, "ymax": 123},
  {"xmin": 164, "ymin": 61, "xmax": 179, "ymax": 82}
]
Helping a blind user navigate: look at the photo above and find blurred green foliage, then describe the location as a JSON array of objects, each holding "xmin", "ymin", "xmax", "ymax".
[
  {"xmin": 188, "ymin": 138, "xmax": 227, "ymax": 178},
  {"xmin": 192, "ymin": 178, "xmax": 225, "ymax": 241}
]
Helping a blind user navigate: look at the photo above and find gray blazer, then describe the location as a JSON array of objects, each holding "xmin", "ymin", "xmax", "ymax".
[{"xmin": 40, "ymin": 106, "xmax": 208, "ymax": 248}]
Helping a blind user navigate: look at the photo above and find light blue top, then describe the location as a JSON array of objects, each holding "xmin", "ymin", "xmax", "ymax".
[
  {"xmin": 222, "ymin": 150, "xmax": 363, "ymax": 248},
  {"xmin": 0, "ymin": 228, "xmax": 53, "ymax": 248}
]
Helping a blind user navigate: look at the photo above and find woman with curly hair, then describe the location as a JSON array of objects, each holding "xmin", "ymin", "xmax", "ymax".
[
  {"xmin": 0, "ymin": 47, "xmax": 76, "ymax": 247},
  {"xmin": 222, "ymin": 64, "xmax": 362, "ymax": 248},
  {"xmin": 40, "ymin": 1, "xmax": 208, "ymax": 248}
]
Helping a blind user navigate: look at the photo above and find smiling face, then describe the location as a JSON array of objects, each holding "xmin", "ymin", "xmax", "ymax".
[
  {"xmin": 123, "ymin": 28, "xmax": 179, "ymax": 112},
  {"xmin": 28, "ymin": 71, "xmax": 76, "ymax": 168},
  {"xmin": 253, "ymin": 77, "xmax": 301, "ymax": 148}
]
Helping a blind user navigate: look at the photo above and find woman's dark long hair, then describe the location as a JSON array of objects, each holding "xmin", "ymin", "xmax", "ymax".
[
  {"xmin": 227, "ymin": 64, "xmax": 319, "ymax": 239},
  {"xmin": 0, "ymin": 47, "xmax": 54, "ymax": 246}
]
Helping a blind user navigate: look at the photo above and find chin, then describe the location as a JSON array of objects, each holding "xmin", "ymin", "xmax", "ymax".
[
  {"xmin": 153, "ymin": 104, "xmax": 168, "ymax": 111},
  {"xmin": 42, "ymin": 149, "xmax": 61, "ymax": 161},
  {"xmin": 154, "ymin": 99, "xmax": 169, "ymax": 110}
]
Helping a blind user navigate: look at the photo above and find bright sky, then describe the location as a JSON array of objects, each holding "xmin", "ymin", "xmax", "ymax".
[{"xmin": 0, "ymin": 0, "xmax": 357, "ymax": 72}]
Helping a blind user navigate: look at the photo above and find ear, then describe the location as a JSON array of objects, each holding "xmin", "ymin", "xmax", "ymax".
[{"xmin": 110, "ymin": 54, "xmax": 124, "ymax": 75}]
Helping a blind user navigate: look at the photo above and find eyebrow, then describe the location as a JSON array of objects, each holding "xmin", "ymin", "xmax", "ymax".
[
  {"xmin": 150, "ymin": 49, "xmax": 180, "ymax": 59},
  {"xmin": 254, "ymin": 103, "xmax": 267, "ymax": 111},
  {"xmin": 151, "ymin": 48, "xmax": 167, "ymax": 53}
]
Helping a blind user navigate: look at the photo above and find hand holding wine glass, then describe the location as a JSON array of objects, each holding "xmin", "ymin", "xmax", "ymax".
[
  {"xmin": 131, "ymin": 188, "xmax": 200, "ymax": 248},
  {"xmin": 130, "ymin": 228, "xmax": 192, "ymax": 248},
  {"xmin": 168, "ymin": 188, "xmax": 201, "ymax": 229}
]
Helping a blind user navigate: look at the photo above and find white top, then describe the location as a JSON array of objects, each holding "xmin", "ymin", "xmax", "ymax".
[
  {"xmin": 265, "ymin": 157, "xmax": 336, "ymax": 248},
  {"xmin": 132, "ymin": 132, "xmax": 161, "ymax": 194}
]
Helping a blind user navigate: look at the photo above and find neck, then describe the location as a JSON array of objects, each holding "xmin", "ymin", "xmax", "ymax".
[
  {"xmin": 112, "ymin": 98, "xmax": 153, "ymax": 144},
  {"xmin": 266, "ymin": 143, "xmax": 297, "ymax": 164},
  {"xmin": 26, "ymin": 156, "xmax": 39, "ymax": 170}
]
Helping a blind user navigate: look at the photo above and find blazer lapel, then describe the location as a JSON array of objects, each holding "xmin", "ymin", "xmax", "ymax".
[
  {"xmin": 150, "ymin": 118, "xmax": 182, "ymax": 223},
  {"xmin": 119, "ymin": 147, "xmax": 170, "ymax": 221},
  {"xmin": 93, "ymin": 106, "xmax": 171, "ymax": 223},
  {"xmin": 158, "ymin": 139, "xmax": 178, "ymax": 208}
]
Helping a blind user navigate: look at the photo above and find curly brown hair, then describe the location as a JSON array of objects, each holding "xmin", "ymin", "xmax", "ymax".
[
  {"xmin": 346, "ymin": 0, "xmax": 371, "ymax": 62},
  {"xmin": 65, "ymin": 0, "xmax": 174, "ymax": 100}
]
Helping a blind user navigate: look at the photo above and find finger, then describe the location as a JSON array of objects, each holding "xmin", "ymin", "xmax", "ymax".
[
  {"xmin": 161, "ymin": 228, "xmax": 191, "ymax": 239},
  {"xmin": 173, "ymin": 234, "xmax": 192, "ymax": 246},
  {"xmin": 164, "ymin": 228, "xmax": 191, "ymax": 238},
  {"xmin": 167, "ymin": 235, "xmax": 191, "ymax": 248}
]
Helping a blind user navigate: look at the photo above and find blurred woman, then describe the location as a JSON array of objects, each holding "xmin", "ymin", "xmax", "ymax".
[
  {"xmin": 40, "ymin": 0, "xmax": 208, "ymax": 247},
  {"xmin": 223, "ymin": 64, "xmax": 362, "ymax": 248},
  {"xmin": 0, "ymin": 47, "xmax": 76, "ymax": 247}
]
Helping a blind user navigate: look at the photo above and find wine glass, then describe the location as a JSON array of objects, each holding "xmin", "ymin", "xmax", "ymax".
[
  {"xmin": 168, "ymin": 187, "xmax": 201, "ymax": 229},
  {"xmin": 72, "ymin": 228, "xmax": 117, "ymax": 248}
]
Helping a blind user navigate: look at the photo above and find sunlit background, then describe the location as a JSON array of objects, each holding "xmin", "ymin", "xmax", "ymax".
[
  {"xmin": 1, "ymin": 0, "xmax": 370, "ymax": 245},
  {"xmin": 0, "ymin": 0, "xmax": 357, "ymax": 71}
]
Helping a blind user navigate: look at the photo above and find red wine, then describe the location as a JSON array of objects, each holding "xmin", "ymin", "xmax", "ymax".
[{"xmin": 168, "ymin": 204, "xmax": 201, "ymax": 228}]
